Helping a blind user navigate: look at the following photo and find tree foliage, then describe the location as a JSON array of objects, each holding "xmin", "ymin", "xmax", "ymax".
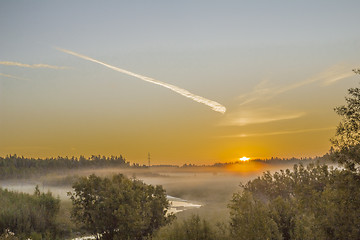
[
  {"xmin": 229, "ymin": 191, "xmax": 282, "ymax": 240},
  {"xmin": 331, "ymin": 69, "xmax": 360, "ymax": 170},
  {"xmin": 0, "ymin": 187, "xmax": 60, "ymax": 239},
  {"xmin": 229, "ymin": 164, "xmax": 360, "ymax": 240},
  {"xmin": 68, "ymin": 174, "xmax": 174, "ymax": 240},
  {"xmin": 153, "ymin": 214, "xmax": 231, "ymax": 240}
]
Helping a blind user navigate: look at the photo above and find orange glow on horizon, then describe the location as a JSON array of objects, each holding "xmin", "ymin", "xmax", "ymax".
[
  {"xmin": 225, "ymin": 161, "xmax": 265, "ymax": 175},
  {"xmin": 239, "ymin": 156, "xmax": 250, "ymax": 161}
]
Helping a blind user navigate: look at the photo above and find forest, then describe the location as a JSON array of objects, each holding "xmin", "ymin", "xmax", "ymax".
[{"xmin": 0, "ymin": 155, "xmax": 129, "ymax": 179}]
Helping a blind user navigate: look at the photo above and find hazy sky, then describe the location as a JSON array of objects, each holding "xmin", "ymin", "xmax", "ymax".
[{"xmin": 1, "ymin": 0, "xmax": 359, "ymax": 165}]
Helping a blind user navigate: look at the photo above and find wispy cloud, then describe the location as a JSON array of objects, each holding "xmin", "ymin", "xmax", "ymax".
[
  {"xmin": 56, "ymin": 47, "xmax": 226, "ymax": 114},
  {"xmin": 0, "ymin": 73, "xmax": 29, "ymax": 81},
  {"xmin": 321, "ymin": 68, "xmax": 355, "ymax": 85},
  {"xmin": 222, "ymin": 108, "xmax": 305, "ymax": 126},
  {"xmin": 238, "ymin": 64, "xmax": 355, "ymax": 106},
  {"xmin": 223, "ymin": 127, "xmax": 335, "ymax": 138},
  {"xmin": 224, "ymin": 64, "xmax": 354, "ymax": 127},
  {"xmin": 0, "ymin": 61, "xmax": 68, "ymax": 69}
]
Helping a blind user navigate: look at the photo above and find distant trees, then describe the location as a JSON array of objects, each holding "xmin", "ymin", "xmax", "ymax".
[
  {"xmin": 228, "ymin": 164, "xmax": 360, "ymax": 240},
  {"xmin": 0, "ymin": 186, "xmax": 60, "ymax": 239},
  {"xmin": 68, "ymin": 174, "xmax": 174, "ymax": 240},
  {"xmin": 211, "ymin": 156, "xmax": 330, "ymax": 168},
  {"xmin": 331, "ymin": 69, "xmax": 360, "ymax": 171},
  {"xmin": 0, "ymin": 155, "xmax": 129, "ymax": 179},
  {"xmin": 0, "ymin": 154, "xmax": 332, "ymax": 180}
]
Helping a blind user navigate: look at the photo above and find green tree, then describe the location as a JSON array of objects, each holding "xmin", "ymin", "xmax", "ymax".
[
  {"xmin": 68, "ymin": 174, "xmax": 174, "ymax": 240},
  {"xmin": 331, "ymin": 69, "xmax": 360, "ymax": 170},
  {"xmin": 153, "ymin": 215, "xmax": 228, "ymax": 240},
  {"xmin": 229, "ymin": 191, "xmax": 281, "ymax": 240},
  {"xmin": 0, "ymin": 187, "xmax": 60, "ymax": 239},
  {"xmin": 229, "ymin": 164, "xmax": 360, "ymax": 240}
]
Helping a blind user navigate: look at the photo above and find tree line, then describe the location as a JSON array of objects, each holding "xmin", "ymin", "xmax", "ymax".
[
  {"xmin": 211, "ymin": 155, "xmax": 331, "ymax": 168},
  {"xmin": 0, "ymin": 153, "xmax": 331, "ymax": 180},
  {"xmin": 0, "ymin": 155, "xmax": 130, "ymax": 179}
]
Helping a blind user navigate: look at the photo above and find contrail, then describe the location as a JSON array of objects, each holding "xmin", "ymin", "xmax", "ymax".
[
  {"xmin": 0, "ymin": 73, "xmax": 29, "ymax": 81},
  {"xmin": 237, "ymin": 64, "xmax": 355, "ymax": 106},
  {"xmin": 56, "ymin": 47, "xmax": 226, "ymax": 114},
  {"xmin": 223, "ymin": 111, "xmax": 305, "ymax": 126},
  {"xmin": 0, "ymin": 61, "xmax": 68, "ymax": 69},
  {"xmin": 221, "ymin": 127, "xmax": 335, "ymax": 138}
]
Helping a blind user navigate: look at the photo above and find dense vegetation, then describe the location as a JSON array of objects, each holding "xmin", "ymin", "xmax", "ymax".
[
  {"xmin": 69, "ymin": 174, "xmax": 174, "ymax": 240},
  {"xmin": 0, "ymin": 186, "xmax": 60, "ymax": 239},
  {"xmin": 154, "ymin": 214, "xmax": 229, "ymax": 240},
  {"xmin": 229, "ymin": 164, "xmax": 360, "ymax": 240},
  {"xmin": 331, "ymin": 70, "xmax": 360, "ymax": 171},
  {"xmin": 0, "ymin": 155, "xmax": 129, "ymax": 179},
  {"xmin": 153, "ymin": 163, "xmax": 360, "ymax": 240}
]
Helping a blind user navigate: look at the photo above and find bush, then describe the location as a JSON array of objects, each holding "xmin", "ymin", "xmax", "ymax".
[
  {"xmin": 229, "ymin": 164, "xmax": 360, "ymax": 240},
  {"xmin": 68, "ymin": 174, "xmax": 174, "ymax": 240},
  {"xmin": 0, "ymin": 186, "xmax": 60, "ymax": 239},
  {"xmin": 154, "ymin": 214, "xmax": 230, "ymax": 240}
]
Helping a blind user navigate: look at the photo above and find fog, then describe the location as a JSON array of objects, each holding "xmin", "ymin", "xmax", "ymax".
[{"xmin": 0, "ymin": 162, "xmax": 292, "ymax": 219}]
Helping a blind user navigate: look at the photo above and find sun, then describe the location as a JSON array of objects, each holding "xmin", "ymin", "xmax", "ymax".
[{"xmin": 239, "ymin": 156, "xmax": 250, "ymax": 162}]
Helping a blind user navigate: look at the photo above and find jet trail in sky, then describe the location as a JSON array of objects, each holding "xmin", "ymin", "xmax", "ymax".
[
  {"xmin": 0, "ymin": 61, "xmax": 68, "ymax": 69},
  {"xmin": 56, "ymin": 47, "xmax": 226, "ymax": 114},
  {"xmin": 0, "ymin": 73, "xmax": 29, "ymax": 81},
  {"xmin": 222, "ymin": 127, "xmax": 335, "ymax": 138}
]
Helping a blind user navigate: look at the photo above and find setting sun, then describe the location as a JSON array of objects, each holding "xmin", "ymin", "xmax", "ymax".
[{"xmin": 239, "ymin": 156, "xmax": 250, "ymax": 161}]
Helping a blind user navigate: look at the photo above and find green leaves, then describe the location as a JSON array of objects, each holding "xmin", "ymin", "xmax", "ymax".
[
  {"xmin": 0, "ymin": 187, "xmax": 60, "ymax": 239},
  {"xmin": 331, "ymin": 71, "xmax": 360, "ymax": 171},
  {"xmin": 68, "ymin": 174, "xmax": 174, "ymax": 240},
  {"xmin": 229, "ymin": 164, "xmax": 360, "ymax": 240}
]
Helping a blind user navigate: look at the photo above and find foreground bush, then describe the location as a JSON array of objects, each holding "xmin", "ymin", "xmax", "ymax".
[
  {"xmin": 0, "ymin": 186, "xmax": 60, "ymax": 239},
  {"xmin": 69, "ymin": 174, "xmax": 174, "ymax": 240},
  {"xmin": 153, "ymin": 214, "xmax": 230, "ymax": 240},
  {"xmin": 229, "ymin": 164, "xmax": 360, "ymax": 240}
]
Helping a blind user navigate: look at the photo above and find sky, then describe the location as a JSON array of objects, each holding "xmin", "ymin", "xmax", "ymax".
[{"xmin": 1, "ymin": 0, "xmax": 359, "ymax": 165}]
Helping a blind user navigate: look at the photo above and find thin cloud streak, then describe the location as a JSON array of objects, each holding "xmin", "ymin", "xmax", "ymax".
[
  {"xmin": 0, "ymin": 73, "xmax": 29, "ymax": 81},
  {"xmin": 238, "ymin": 65, "xmax": 355, "ymax": 106},
  {"xmin": 322, "ymin": 71, "xmax": 355, "ymax": 85},
  {"xmin": 225, "ymin": 65, "xmax": 354, "ymax": 127},
  {"xmin": 223, "ymin": 127, "xmax": 335, "ymax": 138},
  {"xmin": 222, "ymin": 108, "xmax": 305, "ymax": 126},
  {"xmin": 56, "ymin": 47, "xmax": 226, "ymax": 114},
  {"xmin": 0, "ymin": 61, "xmax": 68, "ymax": 69}
]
